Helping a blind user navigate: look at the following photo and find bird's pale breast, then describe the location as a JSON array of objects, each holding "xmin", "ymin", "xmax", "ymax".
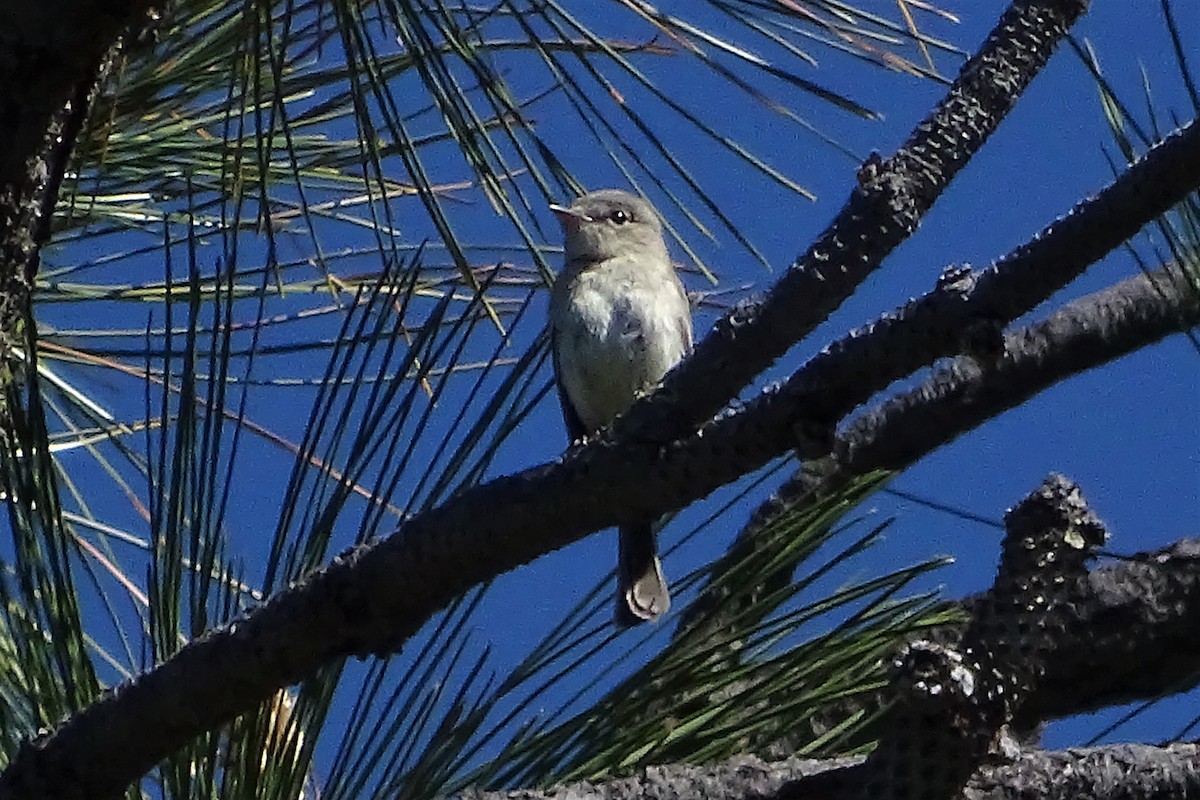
[{"xmin": 554, "ymin": 261, "xmax": 689, "ymax": 432}]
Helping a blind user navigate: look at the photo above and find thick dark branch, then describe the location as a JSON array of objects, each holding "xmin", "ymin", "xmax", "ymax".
[
  {"xmin": 768, "ymin": 118, "xmax": 1200, "ymax": 444},
  {"xmin": 615, "ymin": 0, "xmax": 1091, "ymax": 443},
  {"xmin": 772, "ymin": 534, "xmax": 1200, "ymax": 760},
  {"xmin": 0, "ymin": 6, "xmax": 160, "ymax": 797},
  {"xmin": 885, "ymin": 535, "xmax": 1200, "ymax": 735},
  {"xmin": 0, "ymin": 2, "xmax": 156, "ymax": 279},
  {"xmin": 793, "ymin": 537, "xmax": 1200, "ymax": 800},
  {"xmin": 854, "ymin": 475, "xmax": 1108, "ymax": 800},
  {"xmin": 1024, "ymin": 536, "xmax": 1200, "ymax": 723},
  {"xmin": 459, "ymin": 744, "xmax": 1200, "ymax": 800},
  {"xmin": 679, "ymin": 180, "xmax": 1200, "ymax": 640},
  {"xmin": 843, "ymin": 267, "xmax": 1200, "ymax": 473}
]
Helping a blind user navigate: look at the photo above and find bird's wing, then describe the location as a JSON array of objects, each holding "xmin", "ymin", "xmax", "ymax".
[
  {"xmin": 672, "ymin": 271, "xmax": 694, "ymax": 356},
  {"xmin": 551, "ymin": 327, "xmax": 589, "ymax": 443}
]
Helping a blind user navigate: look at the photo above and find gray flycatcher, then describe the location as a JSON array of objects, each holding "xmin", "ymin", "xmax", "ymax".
[{"xmin": 549, "ymin": 189, "xmax": 693, "ymax": 626}]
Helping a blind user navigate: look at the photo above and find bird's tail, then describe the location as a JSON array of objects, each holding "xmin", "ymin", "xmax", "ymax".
[{"xmin": 616, "ymin": 524, "xmax": 670, "ymax": 626}]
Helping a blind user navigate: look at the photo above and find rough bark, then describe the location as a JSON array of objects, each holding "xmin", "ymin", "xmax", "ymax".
[
  {"xmin": 840, "ymin": 268, "xmax": 1200, "ymax": 475},
  {"xmin": 830, "ymin": 475, "xmax": 1107, "ymax": 800},
  {"xmin": 0, "ymin": 1, "xmax": 158, "ymax": 283},
  {"xmin": 457, "ymin": 745, "xmax": 1200, "ymax": 800},
  {"xmin": 0, "ymin": 2, "xmax": 163, "ymax": 792},
  {"xmin": 679, "ymin": 245, "xmax": 1200, "ymax": 643}
]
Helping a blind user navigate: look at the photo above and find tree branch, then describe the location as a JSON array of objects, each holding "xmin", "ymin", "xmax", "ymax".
[
  {"xmin": 898, "ymin": 535, "xmax": 1200, "ymax": 740},
  {"xmin": 842, "ymin": 267, "xmax": 1200, "ymax": 474},
  {"xmin": 863, "ymin": 535, "xmax": 1200, "ymax": 755},
  {"xmin": 851, "ymin": 475, "xmax": 1108, "ymax": 800},
  {"xmin": 458, "ymin": 743, "xmax": 1200, "ymax": 800},
  {"xmin": 679, "ymin": 184, "xmax": 1200, "ymax": 641},
  {"xmin": 759, "ymin": 118, "xmax": 1200, "ymax": 452},
  {"xmin": 615, "ymin": 0, "xmax": 1091, "ymax": 443},
  {"xmin": 1023, "ymin": 535, "xmax": 1200, "ymax": 723},
  {"xmin": 0, "ymin": 1, "xmax": 157, "ymax": 281}
]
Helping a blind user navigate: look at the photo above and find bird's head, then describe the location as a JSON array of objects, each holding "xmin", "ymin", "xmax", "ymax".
[{"xmin": 551, "ymin": 189, "xmax": 668, "ymax": 266}]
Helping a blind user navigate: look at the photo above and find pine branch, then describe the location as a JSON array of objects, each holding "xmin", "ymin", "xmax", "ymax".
[
  {"xmin": 456, "ymin": 744, "xmax": 1200, "ymax": 800},
  {"xmin": 746, "ymin": 118, "xmax": 1200, "ymax": 462},
  {"xmin": 856, "ymin": 475, "xmax": 1109, "ymax": 799},
  {"xmin": 0, "ymin": 1, "xmax": 157, "ymax": 281},
  {"xmin": 613, "ymin": 0, "xmax": 1093, "ymax": 444},
  {"xmin": 841, "ymin": 269, "xmax": 1200, "ymax": 472},
  {"xmin": 777, "ymin": 535, "xmax": 1200, "ymax": 761},
  {"xmin": 0, "ymin": 0, "xmax": 159, "ymax": 769},
  {"xmin": 678, "ymin": 179, "xmax": 1200, "ymax": 642}
]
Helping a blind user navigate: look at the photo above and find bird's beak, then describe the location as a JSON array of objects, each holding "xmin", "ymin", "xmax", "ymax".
[{"xmin": 550, "ymin": 203, "xmax": 590, "ymax": 231}]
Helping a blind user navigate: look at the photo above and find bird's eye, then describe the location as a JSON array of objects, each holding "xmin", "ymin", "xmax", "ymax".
[{"xmin": 610, "ymin": 209, "xmax": 630, "ymax": 224}]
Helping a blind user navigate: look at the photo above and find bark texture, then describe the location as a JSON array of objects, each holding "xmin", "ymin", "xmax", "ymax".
[{"xmin": 457, "ymin": 744, "xmax": 1200, "ymax": 800}]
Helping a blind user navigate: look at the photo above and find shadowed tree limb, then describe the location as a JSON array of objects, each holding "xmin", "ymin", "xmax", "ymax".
[
  {"xmin": 1023, "ymin": 536, "xmax": 1200, "ymax": 724},
  {"xmin": 747, "ymin": 118, "xmax": 1200, "ymax": 458},
  {"xmin": 0, "ymin": 0, "xmax": 164, "ymax": 783},
  {"xmin": 841, "ymin": 268, "xmax": 1200, "ymax": 473},
  {"xmin": 0, "ymin": 1, "xmax": 158, "ymax": 288},
  {"xmin": 852, "ymin": 474, "xmax": 1109, "ymax": 799},
  {"xmin": 885, "ymin": 537, "xmax": 1200, "ymax": 751},
  {"xmin": 0, "ymin": 4, "xmax": 154, "ymax": 463},
  {"xmin": 781, "ymin": 508, "xmax": 1200, "ymax": 799}
]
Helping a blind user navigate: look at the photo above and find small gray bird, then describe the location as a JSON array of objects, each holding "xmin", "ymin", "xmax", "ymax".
[{"xmin": 549, "ymin": 189, "xmax": 693, "ymax": 626}]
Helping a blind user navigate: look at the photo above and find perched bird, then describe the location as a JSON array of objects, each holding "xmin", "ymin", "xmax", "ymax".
[{"xmin": 549, "ymin": 189, "xmax": 693, "ymax": 626}]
